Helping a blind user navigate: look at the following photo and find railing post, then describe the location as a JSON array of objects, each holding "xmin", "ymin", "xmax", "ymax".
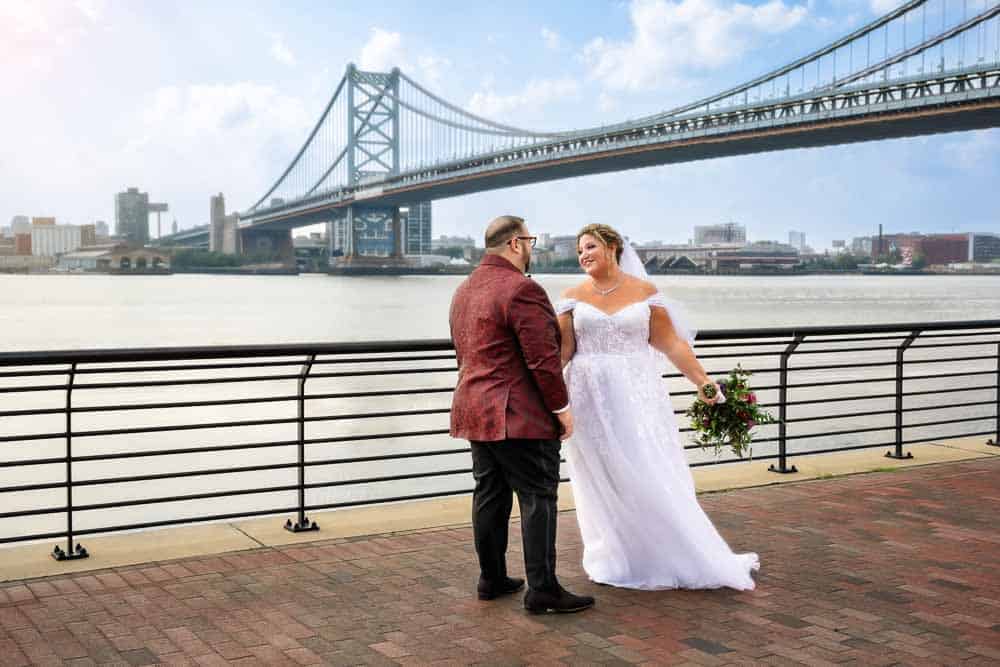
[
  {"xmin": 886, "ymin": 330, "xmax": 920, "ymax": 459},
  {"xmin": 53, "ymin": 363, "xmax": 88, "ymax": 561},
  {"xmin": 285, "ymin": 354, "xmax": 319, "ymax": 532},
  {"xmin": 988, "ymin": 342, "xmax": 1000, "ymax": 447},
  {"xmin": 769, "ymin": 334, "xmax": 804, "ymax": 474}
]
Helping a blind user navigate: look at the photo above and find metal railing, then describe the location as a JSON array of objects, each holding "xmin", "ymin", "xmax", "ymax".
[{"xmin": 1, "ymin": 320, "xmax": 997, "ymax": 561}]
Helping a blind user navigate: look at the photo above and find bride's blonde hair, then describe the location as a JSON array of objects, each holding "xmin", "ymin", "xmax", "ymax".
[{"xmin": 576, "ymin": 223, "xmax": 624, "ymax": 264}]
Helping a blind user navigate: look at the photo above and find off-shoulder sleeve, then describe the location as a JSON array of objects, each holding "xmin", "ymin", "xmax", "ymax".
[
  {"xmin": 554, "ymin": 298, "xmax": 577, "ymax": 316},
  {"xmin": 647, "ymin": 292, "xmax": 698, "ymax": 345}
]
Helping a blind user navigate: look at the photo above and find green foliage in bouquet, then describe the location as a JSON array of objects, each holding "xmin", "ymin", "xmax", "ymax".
[{"xmin": 685, "ymin": 365, "xmax": 776, "ymax": 459}]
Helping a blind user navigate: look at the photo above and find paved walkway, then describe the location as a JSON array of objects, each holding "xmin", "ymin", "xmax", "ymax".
[{"xmin": 1, "ymin": 458, "xmax": 999, "ymax": 666}]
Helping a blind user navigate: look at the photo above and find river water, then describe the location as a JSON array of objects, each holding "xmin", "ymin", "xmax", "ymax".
[{"xmin": 1, "ymin": 273, "xmax": 998, "ymax": 545}]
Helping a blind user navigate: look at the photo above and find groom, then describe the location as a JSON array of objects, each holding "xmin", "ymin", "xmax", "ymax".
[{"xmin": 449, "ymin": 215, "xmax": 594, "ymax": 614}]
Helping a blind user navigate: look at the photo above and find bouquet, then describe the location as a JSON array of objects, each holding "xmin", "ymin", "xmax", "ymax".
[{"xmin": 685, "ymin": 365, "xmax": 775, "ymax": 459}]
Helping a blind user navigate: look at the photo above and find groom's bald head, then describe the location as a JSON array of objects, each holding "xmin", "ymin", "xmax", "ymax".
[{"xmin": 484, "ymin": 215, "xmax": 525, "ymax": 252}]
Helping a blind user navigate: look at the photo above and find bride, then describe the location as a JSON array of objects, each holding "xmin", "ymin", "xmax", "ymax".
[{"xmin": 556, "ymin": 223, "xmax": 759, "ymax": 591}]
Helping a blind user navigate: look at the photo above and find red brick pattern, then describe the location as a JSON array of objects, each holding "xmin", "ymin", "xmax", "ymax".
[{"xmin": 2, "ymin": 458, "xmax": 999, "ymax": 665}]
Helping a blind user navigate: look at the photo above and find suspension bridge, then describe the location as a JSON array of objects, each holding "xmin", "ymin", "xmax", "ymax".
[{"xmin": 239, "ymin": 0, "xmax": 1000, "ymax": 261}]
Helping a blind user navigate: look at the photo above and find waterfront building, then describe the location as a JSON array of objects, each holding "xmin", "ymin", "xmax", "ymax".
[
  {"xmin": 431, "ymin": 233, "xmax": 475, "ymax": 251},
  {"xmin": 209, "ymin": 193, "xmax": 240, "ymax": 255},
  {"xmin": 403, "ymin": 202, "xmax": 433, "ymax": 255},
  {"xmin": 81, "ymin": 224, "xmax": 97, "ymax": 248},
  {"xmin": 694, "ymin": 222, "xmax": 747, "ymax": 245},
  {"xmin": 11, "ymin": 217, "xmax": 31, "ymax": 236},
  {"xmin": 551, "ymin": 235, "xmax": 577, "ymax": 258},
  {"xmin": 788, "ymin": 230, "xmax": 807, "ymax": 251},
  {"xmin": 14, "ymin": 234, "xmax": 31, "ymax": 255},
  {"xmin": 115, "ymin": 187, "xmax": 150, "ymax": 245},
  {"xmin": 31, "ymin": 224, "xmax": 83, "ymax": 257}
]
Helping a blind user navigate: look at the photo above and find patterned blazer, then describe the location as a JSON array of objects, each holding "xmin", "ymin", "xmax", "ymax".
[{"xmin": 449, "ymin": 254, "xmax": 569, "ymax": 441}]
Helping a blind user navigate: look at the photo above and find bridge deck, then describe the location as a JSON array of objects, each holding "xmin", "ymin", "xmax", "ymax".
[{"xmin": 2, "ymin": 449, "xmax": 998, "ymax": 665}]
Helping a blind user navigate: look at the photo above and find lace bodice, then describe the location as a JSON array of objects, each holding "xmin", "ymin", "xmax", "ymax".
[{"xmin": 555, "ymin": 293, "xmax": 695, "ymax": 357}]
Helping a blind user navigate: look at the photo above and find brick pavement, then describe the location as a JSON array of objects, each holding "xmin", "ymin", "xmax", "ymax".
[{"xmin": 1, "ymin": 458, "xmax": 999, "ymax": 666}]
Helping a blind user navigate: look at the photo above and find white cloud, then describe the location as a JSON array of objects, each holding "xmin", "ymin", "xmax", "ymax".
[
  {"xmin": 74, "ymin": 0, "xmax": 107, "ymax": 23},
  {"xmin": 119, "ymin": 83, "xmax": 312, "ymax": 216},
  {"xmin": 357, "ymin": 28, "xmax": 451, "ymax": 88},
  {"xmin": 541, "ymin": 27, "xmax": 562, "ymax": 50},
  {"xmin": 869, "ymin": 0, "xmax": 901, "ymax": 14},
  {"xmin": 583, "ymin": 0, "xmax": 808, "ymax": 92},
  {"xmin": 269, "ymin": 34, "xmax": 296, "ymax": 66},
  {"xmin": 941, "ymin": 130, "xmax": 1000, "ymax": 171},
  {"xmin": 468, "ymin": 78, "xmax": 581, "ymax": 119},
  {"xmin": 359, "ymin": 28, "xmax": 403, "ymax": 71}
]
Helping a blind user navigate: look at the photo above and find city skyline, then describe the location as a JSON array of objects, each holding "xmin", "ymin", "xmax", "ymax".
[{"xmin": 2, "ymin": 1, "xmax": 998, "ymax": 250}]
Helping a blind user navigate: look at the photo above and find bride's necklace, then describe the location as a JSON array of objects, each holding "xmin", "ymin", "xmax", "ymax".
[{"xmin": 591, "ymin": 273, "xmax": 623, "ymax": 296}]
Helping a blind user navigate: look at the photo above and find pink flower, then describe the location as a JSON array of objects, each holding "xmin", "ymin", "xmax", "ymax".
[{"xmin": 748, "ymin": 393, "xmax": 757, "ymax": 404}]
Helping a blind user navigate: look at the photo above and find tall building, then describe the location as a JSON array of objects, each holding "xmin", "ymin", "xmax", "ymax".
[
  {"xmin": 94, "ymin": 220, "xmax": 110, "ymax": 238},
  {"xmin": 971, "ymin": 232, "xmax": 1000, "ymax": 263},
  {"xmin": 788, "ymin": 230, "xmax": 806, "ymax": 251},
  {"xmin": 403, "ymin": 201, "xmax": 432, "ymax": 255},
  {"xmin": 12, "ymin": 217, "xmax": 31, "ymax": 235},
  {"xmin": 31, "ymin": 224, "xmax": 82, "ymax": 257},
  {"xmin": 694, "ymin": 223, "xmax": 747, "ymax": 245},
  {"xmin": 115, "ymin": 187, "xmax": 150, "ymax": 245},
  {"xmin": 31, "ymin": 217, "xmax": 56, "ymax": 226},
  {"xmin": 80, "ymin": 224, "xmax": 97, "ymax": 248},
  {"xmin": 171, "ymin": 219, "xmax": 178, "ymax": 235},
  {"xmin": 209, "ymin": 193, "xmax": 239, "ymax": 254},
  {"xmin": 8, "ymin": 215, "xmax": 29, "ymax": 236},
  {"xmin": 14, "ymin": 234, "xmax": 31, "ymax": 255},
  {"xmin": 210, "ymin": 193, "xmax": 226, "ymax": 252}
]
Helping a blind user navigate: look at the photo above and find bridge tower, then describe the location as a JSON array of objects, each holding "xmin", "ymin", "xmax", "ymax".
[{"xmin": 333, "ymin": 64, "xmax": 406, "ymax": 266}]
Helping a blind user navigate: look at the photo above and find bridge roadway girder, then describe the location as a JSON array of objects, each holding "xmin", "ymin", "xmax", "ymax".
[{"xmin": 243, "ymin": 94, "xmax": 1000, "ymax": 231}]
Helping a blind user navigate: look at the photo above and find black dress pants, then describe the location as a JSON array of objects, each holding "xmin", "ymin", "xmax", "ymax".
[{"xmin": 470, "ymin": 438, "xmax": 561, "ymax": 592}]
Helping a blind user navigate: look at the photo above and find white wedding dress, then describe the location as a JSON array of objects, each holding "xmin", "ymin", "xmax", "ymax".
[{"xmin": 556, "ymin": 293, "xmax": 759, "ymax": 590}]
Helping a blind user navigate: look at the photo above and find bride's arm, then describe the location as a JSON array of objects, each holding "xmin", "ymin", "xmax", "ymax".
[
  {"xmin": 649, "ymin": 307, "xmax": 714, "ymax": 397},
  {"xmin": 557, "ymin": 312, "xmax": 575, "ymax": 367}
]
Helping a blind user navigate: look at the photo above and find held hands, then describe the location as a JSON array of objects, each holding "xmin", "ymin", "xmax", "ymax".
[{"xmin": 556, "ymin": 410, "xmax": 574, "ymax": 441}]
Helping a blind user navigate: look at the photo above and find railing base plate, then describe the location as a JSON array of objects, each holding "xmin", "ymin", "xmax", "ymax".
[
  {"xmin": 768, "ymin": 464, "xmax": 798, "ymax": 474},
  {"xmin": 885, "ymin": 451, "xmax": 914, "ymax": 460},
  {"xmin": 52, "ymin": 544, "xmax": 89, "ymax": 561},
  {"xmin": 987, "ymin": 439, "xmax": 999, "ymax": 447},
  {"xmin": 284, "ymin": 518, "xmax": 319, "ymax": 533}
]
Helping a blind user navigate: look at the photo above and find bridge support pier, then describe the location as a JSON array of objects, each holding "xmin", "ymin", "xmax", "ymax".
[
  {"xmin": 329, "ymin": 204, "xmax": 406, "ymax": 271},
  {"xmin": 239, "ymin": 228, "xmax": 294, "ymax": 266}
]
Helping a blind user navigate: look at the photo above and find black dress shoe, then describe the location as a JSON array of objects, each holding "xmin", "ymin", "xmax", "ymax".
[
  {"xmin": 477, "ymin": 576, "xmax": 525, "ymax": 600},
  {"xmin": 523, "ymin": 584, "xmax": 595, "ymax": 614}
]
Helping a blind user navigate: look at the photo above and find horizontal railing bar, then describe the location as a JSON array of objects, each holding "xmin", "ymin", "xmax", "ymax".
[
  {"xmin": 778, "ymin": 384, "xmax": 998, "ymax": 406},
  {"xmin": 0, "ymin": 446, "xmax": 478, "ymax": 494},
  {"xmin": 0, "ymin": 340, "xmax": 458, "ymax": 367},
  {"xmin": 74, "ymin": 439, "xmax": 300, "ymax": 461},
  {"xmin": 0, "ymin": 406, "xmax": 453, "ymax": 444},
  {"xmin": 911, "ymin": 339, "xmax": 1000, "ymax": 349},
  {"xmin": 307, "ymin": 387, "xmax": 455, "ymax": 401},
  {"xmin": 306, "ymin": 408, "xmax": 450, "ymax": 423},
  {"xmin": 1, "ymin": 320, "xmax": 996, "ymax": 367},
  {"xmin": 0, "ymin": 366, "xmax": 460, "ymax": 395},
  {"xmin": 0, "ymin": 387, "xmax": 457, "ymax": 418},
  {"xmin": 784, "ymin": 400, "xmax": 994, "ymax": 424},
  {"xmin": 305, "ymin": 447, "xmax": 470, "ymax": 467},
  {"xmin": 304, "ymin": 429, "xmax": 450, "ymax": 446}
]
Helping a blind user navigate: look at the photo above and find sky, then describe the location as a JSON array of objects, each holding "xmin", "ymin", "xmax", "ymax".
[{"xmin": 1, "ymin": 0, "xmax": 998, "ymax": 250}]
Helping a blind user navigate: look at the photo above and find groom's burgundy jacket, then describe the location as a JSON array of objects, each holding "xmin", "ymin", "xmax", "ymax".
[{"xmin": 449, "ymin": 254, "xmax": 569, "ymax": 442}]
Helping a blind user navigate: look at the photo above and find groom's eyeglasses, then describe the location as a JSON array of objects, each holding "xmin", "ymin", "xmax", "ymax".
[{"xmin": 510, "ymin": 236, "xmax": 537, "ymax": 248}]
